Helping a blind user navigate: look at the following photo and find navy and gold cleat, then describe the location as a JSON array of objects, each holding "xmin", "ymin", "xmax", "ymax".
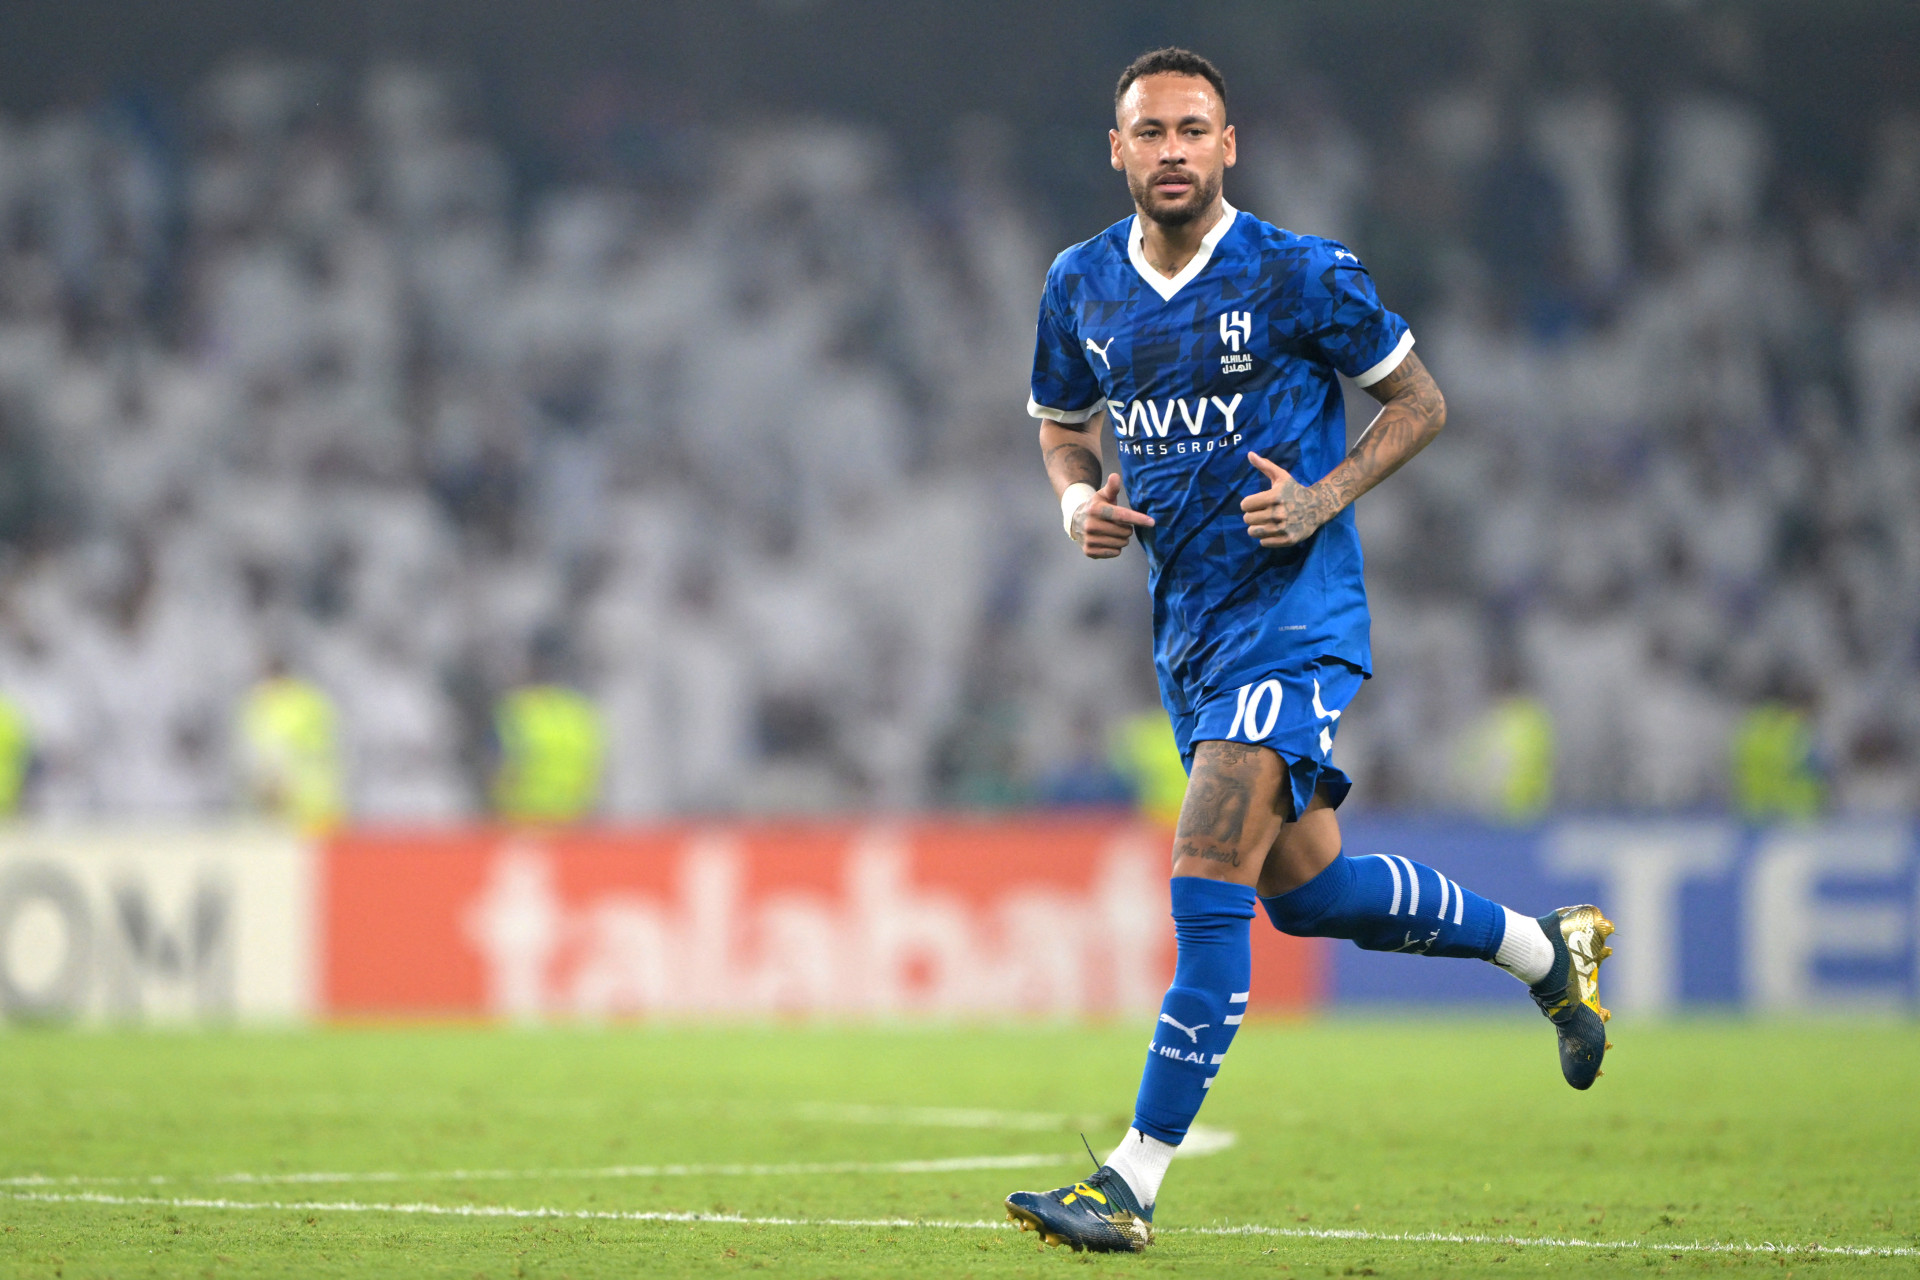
[
  {"xmin": 1005, "ymin": 1165, "xmax": 1152, "ymax": 1253},
  {"xmin": 1530, "ymin": 905, "xmax": 1615, "ymax": 1090}
]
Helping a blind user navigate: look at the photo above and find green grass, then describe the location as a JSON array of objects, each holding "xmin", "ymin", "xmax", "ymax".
[{"xmin": 0, "ymin": 1019, "xmax": 1915, "ymax": 1277}]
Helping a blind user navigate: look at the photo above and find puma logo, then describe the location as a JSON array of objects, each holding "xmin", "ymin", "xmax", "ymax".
[
  {"xmin": 1158, "ymin": 1013, "xmax": 1208, "ymax": 1043},
  {"xmin": 1085, "ymin": 337, "xmax": 1114, "ymax": 369}
]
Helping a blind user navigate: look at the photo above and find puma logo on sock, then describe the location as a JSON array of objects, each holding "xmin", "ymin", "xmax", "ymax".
[{"xmin": 1158, "ymin": 1013, "xmax": 1209, "ymax": 1043}]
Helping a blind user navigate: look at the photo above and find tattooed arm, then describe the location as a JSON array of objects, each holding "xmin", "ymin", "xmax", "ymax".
[
  {"xmin": 1040, "ymin": 412, "xmax": 1156, "ymax": 559},
  {"xmin": 1238, "ymin": 350, "xmax": 1447, "ymax": 548}
]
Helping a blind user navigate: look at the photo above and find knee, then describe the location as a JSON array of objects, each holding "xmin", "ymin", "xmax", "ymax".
[
  {"xmin": 1259, "ymin": 853, "xmax": 1355, "ymax": 936},
  {"xmin": 1261, "ymin": 890, "xmax": 1328, "ymax": 935}
]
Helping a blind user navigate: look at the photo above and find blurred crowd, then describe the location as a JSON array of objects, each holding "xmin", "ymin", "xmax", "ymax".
[
  {"xmin": 0, "ymin": 27, "xmax": 1913, "ymax": 823},
  {"xmin": 1306, "ymin": 26, "xmax": 1920, "ymax": 819},
  {"xmin": 0, "ymin": 60, "xmax": 1067, "ymax": 822}
]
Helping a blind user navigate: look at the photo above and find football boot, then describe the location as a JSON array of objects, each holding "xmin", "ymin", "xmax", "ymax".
[
  {"xmin": 1005, "ymin": 1164, "xmax": 1152, "ymax": 1253},
  {"xmin": 1530, "ymin": 905, "xmax": 1615, "ymax": 1089}
]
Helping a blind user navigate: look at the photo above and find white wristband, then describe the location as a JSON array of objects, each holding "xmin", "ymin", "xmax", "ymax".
[{"xmin": 1060, "ymin": 482, "xmax": 1097, "ymax": 539}]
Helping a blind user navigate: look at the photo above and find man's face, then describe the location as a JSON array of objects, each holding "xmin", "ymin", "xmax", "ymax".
[{"xmin": 1110, "ymin": 73, "xmax": 1235, "ymax": 228}]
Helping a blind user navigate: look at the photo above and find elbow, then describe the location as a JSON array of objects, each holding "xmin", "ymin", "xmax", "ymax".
[{"xmin": 1424, "ymin": 389, "xmax": 1447, "ymax": 439}]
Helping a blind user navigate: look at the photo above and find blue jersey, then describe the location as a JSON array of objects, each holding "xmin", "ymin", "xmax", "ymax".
[{"xmin": 1028, "ymin": 202, "xmax": 1413, "ymax": 717}]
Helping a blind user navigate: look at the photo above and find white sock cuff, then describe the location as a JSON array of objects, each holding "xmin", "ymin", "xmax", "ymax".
[
  {"xmin": 1104, "ymin": 1126, "xmax": 1178, "ymax": 1209},
  {"xmin": 1494, "ymin": 906, "xmax": 1554, "ymax": 985}
]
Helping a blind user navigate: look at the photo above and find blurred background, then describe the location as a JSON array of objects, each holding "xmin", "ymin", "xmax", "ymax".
[{"xmin": 0, "ymin": 0, "xmax": 1915, "ymax": 830}]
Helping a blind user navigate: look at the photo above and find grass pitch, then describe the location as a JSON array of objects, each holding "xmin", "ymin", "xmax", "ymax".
[{"xmin": 1, "ymin": 1019, "xmax": 1915, "ymax": 1278}]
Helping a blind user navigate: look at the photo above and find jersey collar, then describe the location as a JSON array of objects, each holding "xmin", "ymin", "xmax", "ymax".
[{"xmin": 1127, "ymin": 200, "xmax": 1239, "ymax": 302}]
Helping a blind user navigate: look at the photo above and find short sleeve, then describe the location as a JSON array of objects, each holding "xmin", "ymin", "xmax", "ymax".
[
  {"xmin": 1027, "ymin": 271, "xmax": 1105, "ymax": 422},
  {"xmin": 1303, "ymin": 241, "xmax": 1414, "ymax": 388}
]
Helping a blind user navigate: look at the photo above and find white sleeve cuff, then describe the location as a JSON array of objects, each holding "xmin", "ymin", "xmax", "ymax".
[
  {"xmin": 1351, "ymin": 330, "xmax": 1416, "ymax": 388},
  {"xmin": 1028, "ymin": 396, "xmax": 1106, "ymax": 424}
]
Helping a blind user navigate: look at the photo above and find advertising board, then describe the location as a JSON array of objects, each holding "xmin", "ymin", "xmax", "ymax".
[
  {"xmin": 322, "ymin": 818, "xmax": 1320, "ymax": 1018},
  {"xmin": 3, "ymin": 816, "xmax": 1911, "ymax": 1025},
  {"xmin": 1333, "ymin": 818, "xmax": 1920, "ymax": 1012},
  {"xmin": 0, "ymin": 827, "xmax": 314, "ymax": 1023}
]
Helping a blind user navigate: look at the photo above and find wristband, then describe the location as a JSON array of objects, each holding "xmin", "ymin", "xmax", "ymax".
[{"xmin": 1060, "ymin": 482, "xmax": 1097, "ymax": 539}]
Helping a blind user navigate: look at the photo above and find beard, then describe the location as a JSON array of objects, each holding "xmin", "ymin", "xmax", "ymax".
[{"xmin": 1128, "ymin": 164, "xmax": 1222, "ymax": 228}]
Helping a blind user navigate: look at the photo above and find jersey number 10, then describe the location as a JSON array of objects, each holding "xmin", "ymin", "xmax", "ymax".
[{"xmin": 1226, "ymin": 679, "xmax": 1284, "ymax": 742}]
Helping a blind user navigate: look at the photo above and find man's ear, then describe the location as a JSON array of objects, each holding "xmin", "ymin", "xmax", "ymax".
[
  {"xmin": 1110, "ymin": 128, "xmax": 1124, "ymax": 171},
  {"xmin": 1223, "ymin": 123, "xmax": 1237, "ymax": 168}
]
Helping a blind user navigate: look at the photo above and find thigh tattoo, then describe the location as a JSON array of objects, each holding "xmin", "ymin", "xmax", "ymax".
[{"xmin": 1173, "ymin": 742, "xmax": 1270, "ymax": 867}]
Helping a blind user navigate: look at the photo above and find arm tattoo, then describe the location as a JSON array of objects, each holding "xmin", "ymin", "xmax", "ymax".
[
  {"xmin": 1315, "ymin": 351, "xmax": 1447, "ymax": 515},
  {"xmin": 1043, "ymin": 440, "xmax": 1103, "ymax": 489},
  {"xmin": 1268, "ymin": 460, "xmax": 1345, "ymax": 533}
]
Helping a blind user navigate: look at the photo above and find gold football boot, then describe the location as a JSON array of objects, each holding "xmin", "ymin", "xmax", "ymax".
[{"xmin": 1529, "ymin": 905, "xmax": 1614, "ymax": 1089}]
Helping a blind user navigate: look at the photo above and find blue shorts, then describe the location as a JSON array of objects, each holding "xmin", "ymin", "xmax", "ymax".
[{"xmin": 1170, "ymin": 657, "xmax": 1365, "ymax": 822}]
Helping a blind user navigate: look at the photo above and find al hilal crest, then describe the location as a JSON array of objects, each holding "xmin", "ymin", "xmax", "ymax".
[
  {"xmin": 1219, "ymin": 311, "xmax": 1252, "ymax": 351},
  {"xmin": 1219, "ymin": 311, "xmax": 1253, "ymax": 373}
]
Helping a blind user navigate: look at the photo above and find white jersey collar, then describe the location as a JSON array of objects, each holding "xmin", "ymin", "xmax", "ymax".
[{"xmin": 1127, "ymin": 199, "xmax": 1239, "ymax": 302}]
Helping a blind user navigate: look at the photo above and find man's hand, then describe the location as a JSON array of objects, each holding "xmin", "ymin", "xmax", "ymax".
[
  {"xmin": 1240, "ymin": 453, "xmax": 1337, "ymax": 548},
  {"xmin": 1071, "ymin": 472, "xmax": 1155, "ymax": 558},
  {"xmin": 1236, "ymin": 351, "xmax": 1447, "ymax": 551}
]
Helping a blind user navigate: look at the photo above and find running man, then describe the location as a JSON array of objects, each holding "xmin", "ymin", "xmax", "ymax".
[{"xmin": 1004, "ymin": 48, "xmax": 1614, "ymax": 1253}]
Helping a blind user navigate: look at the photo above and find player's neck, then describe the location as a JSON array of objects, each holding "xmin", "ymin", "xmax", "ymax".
[{"xmin": 1135, "ymin": 196, "xmax": 1228, "ymax": 279}]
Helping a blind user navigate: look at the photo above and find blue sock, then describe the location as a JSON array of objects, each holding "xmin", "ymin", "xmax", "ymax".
[
  {"xmin": 1131, "ymin": 876, "xmax": 1256, "ymax": 1146},
  {"xmin": 1259, "ymin": 853, "xmax": 1504, "ymax": 959}
]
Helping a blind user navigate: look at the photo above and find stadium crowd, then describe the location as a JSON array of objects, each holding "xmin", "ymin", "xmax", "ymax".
[{"xmin": 0, "ymin": 31, "xmax": 1914, "ymax": 822}]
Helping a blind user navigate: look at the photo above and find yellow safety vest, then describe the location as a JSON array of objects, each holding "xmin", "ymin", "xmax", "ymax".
[
  {"xmin": 1458, "ymin": 696, "xmax": 1555, "ymax": 822},
  {"xmin": 1110, "ymin": 711, "xmax": 1188, "ymax": 829},
  {"xmin": 1731, "ymin": 704, "xmax": 1823, "ymax": 821},
  {"xmin": 240, "ymin": 677, "xmax": 344, "ymax": 833},
  {"xmin": 492, "ymin": 685, "xmax": 605, "ymax": 824},
  {"xmin": 0, "ymin": 696, "xmax": 31, "ymax": 815}
]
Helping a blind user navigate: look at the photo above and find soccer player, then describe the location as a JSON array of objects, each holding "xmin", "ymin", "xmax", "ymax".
[{"xmin": 1003, "ymin": 48, "xmax": 1615, "ymax": 1254}]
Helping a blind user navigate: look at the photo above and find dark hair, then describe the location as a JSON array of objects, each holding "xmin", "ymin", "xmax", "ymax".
[{"xmin": 1114, "ymin": 47, "xmax": 1228, "ymax": 114}]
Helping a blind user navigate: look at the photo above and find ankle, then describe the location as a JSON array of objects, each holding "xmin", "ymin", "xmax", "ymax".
[
  {"xmin": 1105, "ymin": 1127, "xmax": 1177, "ymax": 1209},
  {"xmin": 1492, "ymin": 906, "xmax": 1555, "ymax": 985}
]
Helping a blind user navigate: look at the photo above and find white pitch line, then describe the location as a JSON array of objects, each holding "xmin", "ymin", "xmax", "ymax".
[
  {"xmin": 1176, "ymin": 1223, "xmax": 1919, "ymax": 1259},
  {"xmin": 791, "ymin": 1106, "xmax": 1235, "ymax": 1158},
  {"xmin": 794, "ymin": 1104, "xmax": 1073, "ymax": 1132},
  {"xmin": 0, "ymin": 1154, "xmax": 1072, "ymax": 1190},
  {"xmin": 0, "ymin": 1129, "xmax": 1236, "ymax": 1191},
  {"xmin": 7, "ymin": 1190, "xmax": 1915, "ymax": 1259},
  {"xmin": 6, "ymin": 1191, "xmax": 998, "ymax": 1231}
]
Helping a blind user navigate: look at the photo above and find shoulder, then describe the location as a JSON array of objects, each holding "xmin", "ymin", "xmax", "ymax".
[
  {"xmin": 1231, "ymin": 214, "xmax": 1365, "ymax": 274},
  {"xmin": 1044, "ymin": 218, "xmax": 1132, "ymax": 294}
]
